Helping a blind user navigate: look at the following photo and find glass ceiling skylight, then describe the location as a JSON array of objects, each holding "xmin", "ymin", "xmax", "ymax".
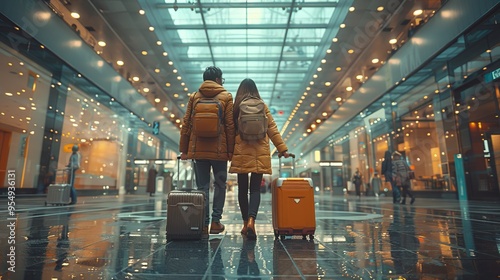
[{"xmin": 142, "ymin": 0, "xmax": 346, "ymax": 129}]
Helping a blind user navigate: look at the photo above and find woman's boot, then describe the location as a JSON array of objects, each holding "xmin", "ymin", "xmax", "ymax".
[
  {"xmin": 241, "ymin": 220, "xmax": 248, "ymax": 235},
  {"xmin": 247, "ymin": 217, "xmax": 256, "ymax": 239}
]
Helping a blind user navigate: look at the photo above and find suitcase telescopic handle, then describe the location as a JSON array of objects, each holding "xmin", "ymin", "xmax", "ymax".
[
  {"xmin": 176, "ymin": 154, "xmax": 195, "ymax": 190},
  {"xmin": 278, "ymin": 152, "xmax": 296, "ymax": 177}
]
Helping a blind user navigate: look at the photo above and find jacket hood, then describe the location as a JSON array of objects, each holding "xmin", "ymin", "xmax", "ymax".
[{"xmin": 199, "ymin": 80, "xmax": 226, "ymax": 97}]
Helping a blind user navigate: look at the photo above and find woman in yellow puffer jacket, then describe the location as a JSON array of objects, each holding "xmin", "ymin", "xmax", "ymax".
[{"xmin": 229, "ymin": 78, "xmax": 289, "ymax": 239}]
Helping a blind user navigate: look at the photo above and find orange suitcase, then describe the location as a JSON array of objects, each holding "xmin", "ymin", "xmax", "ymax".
[{"xmin": 272, "ymin": 154, "xmax": 316, "ymax": 240}]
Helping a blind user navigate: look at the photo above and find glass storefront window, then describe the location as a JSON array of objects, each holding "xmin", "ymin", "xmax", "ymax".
[{"xmin": 60, "ymin": 89, "xmax": 126, "ymax": 190}]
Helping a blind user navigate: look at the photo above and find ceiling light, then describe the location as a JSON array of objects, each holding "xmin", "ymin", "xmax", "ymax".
[
  {"xmin": 139, "ymin": 9, "xmax": 145, "ymax": 15},
  {"xmin": 116, "ymin": 60, "xmax": 124, "ymax": 66},
  {"xmin": 313, "ymin": 74, "xmax": 318, "ymax": 79},
  {"xmin": 307, "ymin": 129, "xmax": 312, "ymax": 133},
  {"xmin": 5, "ymin": 92, "xmax": 13, "ymax": 96},
  {"xmin": 170, "ymin": 113, "xmax": 175, "ymax": 118},
  {"xmin": 326, "ymin": 49, "xmax": 332, "ymax": 54},
  {"xmin": 356, "ymin": 75, "xmax": 363, "ymax": 80},
  {"xmin": 165, "ymin": 82, "xmax": 171, "ymax": 87},
  {"xmin": 372, "ymin": 58, "xmax": 379, "ymax": 63},
  {"xmin": 336, "ymin": 67, "xmax": 342, "ymax": 71},
  {"xmin": 163, "ymin": 107, "xmax": 168, "ymax": 111},
  {"xmin": 321, "ymin": 59, "xmax": 326, "ymax": 63},
  {"xmin": 316, "ymin": 119, "xmax": 321, "ymax": 123},
  {"xmin": 413, "ymin": 9, "xmax": 423, "ymax": 16},
  {"xmin": 143, "ymin": 88, "xmax": 150, "ymax": 93},
  {"xmin": 317, "ymin": 67, "xmax": 322, "ymax": 72},
  {"xmin": 325, "ymin": 82, "xmax": 331, "ymax": 86},
  {"xmin": 377, "ymin": 6, "xmax": 384, "ymax": 12},
  {"xmin": 322, "ymin": 112, "xmax": 328, "ymax": 117},
  {"xmin": 340, "ymin": 23, "xmax": 346, "ymax": 28},
  {"xmin": 156, "ymin": 41, "xmax": 162, "ymax": 45},
  {"xmin": 304, "ymin": 111, "xmax": 309, "ymax": 115},
  {"xmin": 173, "ymin": 69, "xmax": 178, "ymax": 73},
  {"xmin": 71, "ymin": 12, "xmax": 80, "ymax": 19},
  {"xmin": 348, "ymin": 49, "xmax": 354, "ymax": 54},
  {"xmin": 149, "ymin": 26, "xmax": 155, "ymax": 31},
  {"xmin": 141, "ymin": 51, "xmax": 148, "ymax": 55},
  {"xmin": 346, "ymin": 86, "xmax": 353, "ymax": 91},
  {"xmin": 132, "ymin": 76, "xmax": 139, "ymax": 82},
  {"xmin": 98, "ymin": 41, "xmax": 106, "ymax": 47},
  {"xmin": 389, "ymin": 38, "xmax": 397, "ymax": 44},
  {"xmin": 168, "ymin": 61, "xmax": 174, "ymax": 65},
  {"xmin": 332, "ymin": 38, "xmax": 338, "ymax": 42},
  {"xmin": 163, "ymin": 52, "xmax": 168, "ymax": 56},
  {"xmin": 173, "ymin": 93, "xmax": 179, "ymax": 98},
  {"xmin": 349, "ymin": 7, "xmax": 355, "ymax": 12},
  {"xmin": 154, "ymin": 98, "xmax": 160, "ymax": 103},
  {"xmin": 310, "ymin": 103, "xmax": 315, "ymax": 107},
  {"xmin": 177, "ymin": 76, "xmax": 182, "ymax": 80},
  {"xmin": 154, "ymin": 68, "xmax": 160, "ymax": 73},
  {"xmin": 317, "ymin": 93, "xmax": 322, "ymax": 98}
]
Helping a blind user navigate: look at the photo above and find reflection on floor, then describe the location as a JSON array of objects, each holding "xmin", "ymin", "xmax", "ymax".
[{"xmin": 1, "ymin": 191, "xmax": 499, "ymax": 279}]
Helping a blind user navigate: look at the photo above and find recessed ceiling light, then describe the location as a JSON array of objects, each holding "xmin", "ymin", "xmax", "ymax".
[
  {"xmin": 413, "ymin": 9, "xmax": 423, "ymax": 16},
  {"xmin": 154, "ymin": 98, "xmax": 160, "ymax": 103},
  {"xmin": 143, "ymin": 88, "xmax": 150, "ymax": 93},
  {"xmin": 139, "ymin": 10, "xmax": 145, "ymax": 15},
  {"xmin": 141, "ymin": 51, "xmax": 148, "ymax": 55},
  {"xmin": 349, "ymin": 7, "xmax": 355, "ymax": 12},
  {"xmin": 332, "ymin": 37, "xmax": 338, "ymax": 42},
  {"xmin": 356, "ymin": 75, "xmax": 363, "ymax": 80},
  {"xmin": 346, "ymin": 86, "xmax": 353, "ymax": 91},
  {"xmin": 326, "ymin": 49, "xmax": 332, "ymax": 54},
  {"xmin": 117, "ymin": 60, "xmax": 124, "ymax": 66},
  {"xmin": 347, "ymin": 49, "xmax": 354, "ymax": 54},
  {"xmin": 163, "ymin": 52, "xmax": 168, "ymax": 56},
  {"xmin": 98, "ymin": 41, "xmax": 106, "ymax": 47},
  {"xmin": 149, "ymin": 26, "xmax": 155, "ymax": 31},
  {"xmin": 325, "ymin": 82, "xmax": 331, "ymax": 86},
  {"xmin": 321, "ymin": 59, "xmax": 326, "ymax": 63},
  {"xmin": 156, "ymin": 41, "xmax": 162, "ymax": 45},
  {"xmin": 377, "ymin": 6, "xmax": 384, "ymax": 12},
  {"xmin": 132, "ymin": 76, "xmax": 139, "ymax": 82},
  {"xmin": 336, "ymin": 67, "xmax": 342, "ymax": 71},
  {"xmin": 389, "ymin": 38, "xmax": 398, "ymax": 44},
  {"xmin": 372, "ymin": 58, "xmax": 380, "ymax": 63},
  {"xmin": 340, "ymin": 23, "xmax": 346, "ymax": 28},
  {"xmin": 71, "ymin": 12, "xmax": 80, "ymax": 19}
]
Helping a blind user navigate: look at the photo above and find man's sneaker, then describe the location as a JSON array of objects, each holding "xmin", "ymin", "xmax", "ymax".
[{"xmin": 209, "ymin": 222, "xmax": 225, "ymax": 234}]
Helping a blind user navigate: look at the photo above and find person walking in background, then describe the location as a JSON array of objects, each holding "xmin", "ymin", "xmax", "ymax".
[
  {"xmin": 229, "ymin": 78, "xmax": 289, "ymax": 240},
  {"xmin": 146, "ymin": 164, "xmax": 157, "ymax": 196},
  {"xmin": 391, "ymin": 151, "xmax": 415, "ymax": 205},
  {"xmin": 67, "ymin": 145, "xmax": 81, "ymax": 205},
  {"xmin": 382, "ymin": 150, "xmax": 400, "ymax": 203},
  {"xmin": 351, "ymin": 168, "xmax": 363, "ymax": 198},
  {"xmin": 179, "ymin": 66, "xmax": 235, "ymax": 235},
  {"xmin": 371, "ymin": 171, "xmax": 382, "ymax": 197}
]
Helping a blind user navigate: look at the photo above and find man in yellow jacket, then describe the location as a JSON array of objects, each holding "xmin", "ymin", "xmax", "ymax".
[{"xmin": 179, "ymin": 66, "xmax": 235, "ymax": 235}]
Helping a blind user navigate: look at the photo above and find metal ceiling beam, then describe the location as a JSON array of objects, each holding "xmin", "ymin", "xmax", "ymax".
[
  {"xmin": 176, "ymin": 57, "xmax": 313, "ymax": 61},
  {"xmin": 164, "ymin": 23, "xmax": 329, "ymax": 30},
  {"xmin": 170, "ymin": 41, "xmax": 323, "ymax": 47},
  {"xmin": 156, "ymin": 2, "xmax": 338, "ymax": 9}
]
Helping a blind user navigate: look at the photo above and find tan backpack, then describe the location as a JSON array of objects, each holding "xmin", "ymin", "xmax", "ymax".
[{"xmin": 238, "ymin": 97, "xmax": 268, "ymax": 140}]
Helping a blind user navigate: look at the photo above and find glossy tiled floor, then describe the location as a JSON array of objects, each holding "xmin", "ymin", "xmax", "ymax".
[{"xmin": 1, "ymin": 191, "xmax": 499, "ymax": 279}]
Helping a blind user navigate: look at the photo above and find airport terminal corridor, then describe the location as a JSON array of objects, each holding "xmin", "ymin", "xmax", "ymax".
[{"xmin": 1, "ymin": 191, "xmax": 499, "ymax": 279}]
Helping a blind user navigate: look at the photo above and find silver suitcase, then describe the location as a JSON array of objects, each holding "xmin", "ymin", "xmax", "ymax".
[{"xmin": 45, "ymin": 169, "xmax": 72, "ymax": 206}]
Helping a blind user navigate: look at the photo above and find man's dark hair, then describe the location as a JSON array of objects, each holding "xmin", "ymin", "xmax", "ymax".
[{"xmin": 203, "ymin": 66, "xmax": 222, "ymax": 81}]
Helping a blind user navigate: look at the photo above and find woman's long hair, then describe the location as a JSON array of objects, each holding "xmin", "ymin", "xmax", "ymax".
[{"xmin": 233, "ymin": 78, "xmax": 263, "ymax": 127}]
